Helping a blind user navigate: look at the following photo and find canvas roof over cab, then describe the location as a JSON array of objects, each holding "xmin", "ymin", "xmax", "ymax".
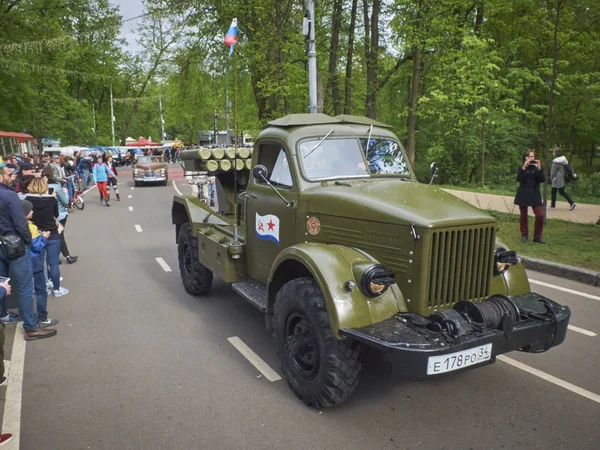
[{"xmin": 267, "ymin": 113, "xmax": 392, "ymax": 129}]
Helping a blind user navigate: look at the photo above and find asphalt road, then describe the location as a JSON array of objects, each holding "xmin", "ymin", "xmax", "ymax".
[{"xmin": 3, "ymin": 166, "xmax": 599, "ymax": 449}]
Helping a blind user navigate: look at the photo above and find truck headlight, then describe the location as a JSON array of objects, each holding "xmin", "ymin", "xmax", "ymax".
[
  {"xmin": 360, "ymin": 265, "xmax": 396, "ymax": 297},
  {"xmin": 494, "ymin": 248, "xmax": 520, "ymax": 275}
]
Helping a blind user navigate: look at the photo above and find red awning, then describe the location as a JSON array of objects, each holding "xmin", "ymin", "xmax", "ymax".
[
  {"xmin": 0, "ymin": 131, "xmax": 35, "ymax": 143},
  {"xmin": 126, "ymin": 137, "xmax": 161, "ymax": 147}
]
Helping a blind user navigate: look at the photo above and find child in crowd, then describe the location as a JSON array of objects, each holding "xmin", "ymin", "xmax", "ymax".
[{"xmin": 22, "ymin": 200, "xmax": 58, "ymax": 327}]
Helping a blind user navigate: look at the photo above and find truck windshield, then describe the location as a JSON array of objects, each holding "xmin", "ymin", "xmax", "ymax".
[
  {"xmin": 299, "ymin": 138, "xmax": 369, "ymax": 180},
  {"xmin": 359, "ymin": 138, "xmax": 411, "ymax": 176}
]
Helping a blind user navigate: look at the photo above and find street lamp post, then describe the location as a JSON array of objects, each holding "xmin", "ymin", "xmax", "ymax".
[{"xmin": 304, "ymin": 0, "xmax": 318, "ymax": 114}]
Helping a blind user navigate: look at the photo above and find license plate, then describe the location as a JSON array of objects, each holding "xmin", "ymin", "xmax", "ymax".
[{"xmin": 427, "ymin": 343, "xmax": 492, "ymax": 375}]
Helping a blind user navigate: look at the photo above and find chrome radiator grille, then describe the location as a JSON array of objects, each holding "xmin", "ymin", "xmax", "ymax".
[{"xmin": 427, "ymin": 226, "xmax": 495, "ymax": 309}]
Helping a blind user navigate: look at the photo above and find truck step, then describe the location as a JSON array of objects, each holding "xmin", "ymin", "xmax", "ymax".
[{"xmin": 231, "ymin": 280, "xmax": 268, "ymax": 312}]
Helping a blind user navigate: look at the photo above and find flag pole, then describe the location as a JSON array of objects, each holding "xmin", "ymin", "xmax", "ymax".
[{"xmin": 232, "ymin": 35, "xmax": 240, "ymax": 243}]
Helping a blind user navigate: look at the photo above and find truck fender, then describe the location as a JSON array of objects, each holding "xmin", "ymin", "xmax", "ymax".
[
  {"xmin": 489, "ymin": 238, "xmax": 531, "ymax": 297},
  {"xmin": 268, "ymin": 243, "xmax": 407, "ymax": 337}
]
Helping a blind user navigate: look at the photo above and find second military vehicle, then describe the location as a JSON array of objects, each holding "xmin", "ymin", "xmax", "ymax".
[{"xmin": 172, "ymin": 114, "xmax": 570, "ymax": 408}]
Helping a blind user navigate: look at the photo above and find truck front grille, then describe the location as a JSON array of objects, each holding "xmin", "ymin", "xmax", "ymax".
[{"xmin": 427, "ymin": 226, "xmax": 495, "ymax": 309}]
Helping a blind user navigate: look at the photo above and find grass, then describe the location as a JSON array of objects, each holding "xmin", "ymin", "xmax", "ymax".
[
  {"xmin": 441, "ymin": 184, "xmax": 600, "ymax": 206},
  {"xmin": 488, "ymin": 210, "xmax": 600, "ymax": 272}
]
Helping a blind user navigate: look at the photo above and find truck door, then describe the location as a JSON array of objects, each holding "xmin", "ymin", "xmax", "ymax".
[{"xmin": 245, "ymin": 142, "xmax": 298, "ymax": 283}]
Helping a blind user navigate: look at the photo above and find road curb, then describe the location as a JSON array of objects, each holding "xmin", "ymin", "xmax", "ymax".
[{"xmin": 521, "ymin": 256, "xmax": 600, "ymax": 287}]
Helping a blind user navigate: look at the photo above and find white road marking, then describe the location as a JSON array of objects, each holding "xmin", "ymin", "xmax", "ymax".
[
  {"xmin": 130, "ymin": 187, "xmax": 134, "ymax": 190},
  {"xmin": 498, "ymin": 355, "xmax": 600, "ymax": 405},
  {"xmin": 2, "ymin": 324, "xmax": 26, "ymax": 449},
  {"xmin": 227, "ymin": 337, "xmax": 282, "ymax": 382},
  {"xmin": 128, "ymin": 195, "xmax": 132, "ymax": 199},
  {"xmin": 82, "ymin": 184, "xmax": 97, "ymax": 196},
  {"xmin": 134, "ymin": 225, "xmax": 143, "ymax": 232},
  {"xmin": 128, "ymin": 206, "xmax": 133, "ymax": 212},
  {"xmin": 529, "ymin": 279, "xmax": 600, "ymax": 302},
  {"xmin": 173, "ymin": 180, "xmax": 182, "ymax": 196},
  {"xmin": 568, "ymin": 325, "xmax": 597, "ymax": 337},
  {"xmin": 155, "ymin": 257, "xmax": 172, "ymax": 272}
]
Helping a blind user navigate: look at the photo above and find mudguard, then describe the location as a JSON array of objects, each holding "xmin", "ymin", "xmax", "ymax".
[
  {"xmin": 269, "ymin": 243, "xmax": 408, "ymax": 337},
  {"xmin": 489, "ymin": 238, "xmax": 531, "ymax": 298}
]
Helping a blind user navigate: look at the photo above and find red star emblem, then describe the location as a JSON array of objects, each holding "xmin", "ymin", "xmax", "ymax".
[{"xmin": 267, "ymin": 219, "xmax": 276, "ymax": 231}]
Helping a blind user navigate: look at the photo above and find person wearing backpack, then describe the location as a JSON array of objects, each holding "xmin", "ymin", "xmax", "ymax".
[
  {"xmin": 549, "ymin": 148, "xmax": 576, "ymax": 211},
  {"xmin": 93, "ymin": 155, "xmax": 116, "ymax": 207}
]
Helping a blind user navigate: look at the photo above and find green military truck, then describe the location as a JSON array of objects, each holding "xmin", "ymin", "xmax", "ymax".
[{"xmin": 172, "ymin": 114, "xmax": 570, "ymax": 407}]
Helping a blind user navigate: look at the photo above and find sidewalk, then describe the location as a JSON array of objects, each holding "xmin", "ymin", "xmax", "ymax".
[{"xmin": 443, "ymin": 189, "xmax": 600, "ymax": 225}]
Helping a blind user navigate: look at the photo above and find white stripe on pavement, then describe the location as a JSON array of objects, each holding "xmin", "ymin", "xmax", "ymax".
[
  {"xmin": 82, "ymin": 184, "xmax": 97, "ymax": 196},
  {"xmin": 227, "ymin": 337, "xmax": 282, "ymax": 382},
  {"xmin": 498, "ymin": 355, "xmax": 600, "ymax": 405},
  {"xmin": 130, "ymin": 187, "xmax": 134, "ymax": 190},
  {"xmin": 567, "ymin": 325, "xmax": 597, "ymax": 337},
  {"xmin": 128, "ymin": 206, "xmax": 133, "ymax": 212},
  {"xmin": 173, "ymin": 180, "xmax": 182, "ymax": 196},
  {"xmin": 128, "ymin": 195, "xmax": 132, "ymax": 199},
  {"xmin": 2, "ymin": 324, "xmax": 26, "ymax": 450},
  {"xmin": 135, "ymin": 225, "xmax": 143, "ymax": 232},
  {"xmin": 529, "ymin": 279, "xmax": 600, "ymax": 302},
  {"xmin": 155, "ymin": 257, "xmax": 172, "ymax": 272}
]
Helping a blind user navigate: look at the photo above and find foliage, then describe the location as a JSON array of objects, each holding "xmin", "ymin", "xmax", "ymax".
[
  {"xmin": 0, "ymin": 0, "xmax": 599, "ymax": 178},
  {"xmin": 490, "ymin": 210, "xmax": 600, "ymax": 271}
]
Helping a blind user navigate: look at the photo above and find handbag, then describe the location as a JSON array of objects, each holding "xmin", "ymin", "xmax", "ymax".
[{"xmin": 0, "ymin": 233, "xmax": 26, "ymax": 259}]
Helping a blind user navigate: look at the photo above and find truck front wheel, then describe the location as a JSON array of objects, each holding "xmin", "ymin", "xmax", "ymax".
[
  {"xmin": 273, "ymin": 278, "xmax": 361, "ymax": 408},
  {"xmin": 178, "ymin": 222, "xmax": 213, "ymax": 295}
]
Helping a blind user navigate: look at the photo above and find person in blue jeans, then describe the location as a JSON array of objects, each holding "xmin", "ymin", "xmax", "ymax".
[
  {"xmin": 24, "ymin": 177, "xmax": 69, "ymax": 297},
  {"xmin": 22, "ymin": 200, "xmax": 58, "ymax": 327},
  {"xmin": 0, "ymin": 165, "xmax": 56, "ymax": 340}
]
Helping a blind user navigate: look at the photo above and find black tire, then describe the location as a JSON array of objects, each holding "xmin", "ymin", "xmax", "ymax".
[
  {"xmin": 134, "ymin": 181, "xmax": 139, "ymax": 187},
  {"xmin": 273, "ymin": 278, "xmax": 361, "ymax": 408},
  {"xmin": 177, "ymin": 222, "xmax": 213, "ymax": 295}
]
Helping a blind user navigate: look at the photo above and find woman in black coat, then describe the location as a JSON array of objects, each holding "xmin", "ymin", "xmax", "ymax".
[{"xmin": 514, "ymin": 150, "xmax": 546, "ymax": 244}]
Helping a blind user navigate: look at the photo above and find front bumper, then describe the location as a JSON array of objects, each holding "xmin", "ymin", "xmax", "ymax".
[
  {"xmin": 134, "ymin": 176, "xmax": 167, "ymax": 183},
  {"xmin": 339, "ymin": 292, "xmax": 570, "ymax": 380}
]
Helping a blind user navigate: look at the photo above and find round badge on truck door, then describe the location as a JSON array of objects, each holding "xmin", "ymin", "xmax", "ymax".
[{"xmin": 306, "ymin": 216, "xmax": 321, "ymax": 236}]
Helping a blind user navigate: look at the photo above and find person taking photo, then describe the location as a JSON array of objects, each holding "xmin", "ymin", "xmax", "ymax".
[{"xmin": 514, "ymin": 150, "xmax": 546, "ymax": 244}]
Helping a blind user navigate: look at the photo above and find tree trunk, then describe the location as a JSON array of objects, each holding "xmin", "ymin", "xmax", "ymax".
[
  {"xmin": 363, "ymin": 0, "xmax": 380, "ymax": 119},
  {"xmin": 344, "ymin": 0, "xmax": 359, "ymax": 114},
  {"xmin": 327, "ymin": 0, "xmax": 343, "ymax": 115},
  {"xmin": 406, "ymin": 1, "xmax": 424, "ymax": 168},
  {"xmin": 475, "ymin": 2, "xmax": 484, "ymax": 35}
]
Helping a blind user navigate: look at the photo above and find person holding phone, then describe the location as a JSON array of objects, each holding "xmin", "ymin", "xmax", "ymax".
[
  {"xmin": 42, "ymin": 167, "xmax": 77, "ymax": 264},
  {"xmin": 514, "ymin": 150, "xmax": 546, "ymax": 244}
]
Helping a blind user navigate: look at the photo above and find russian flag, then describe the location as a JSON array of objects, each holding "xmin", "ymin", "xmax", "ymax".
[{"xmin": 224, "ymin": 18, "xmax": 238, "ymax": 57}]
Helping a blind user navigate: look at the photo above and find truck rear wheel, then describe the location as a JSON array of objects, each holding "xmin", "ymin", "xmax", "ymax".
[
  {"xmin": 178, "ymin": 222, "xmax": 213, "ymax": 295},
  {"xmin": 273, "ymin": 278, "xmax": 361, "ymax": 408}
]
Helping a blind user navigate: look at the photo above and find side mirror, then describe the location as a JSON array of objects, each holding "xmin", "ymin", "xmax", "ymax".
[
  {"xmin": 429, "ymin": 162, "xmax": 439, "ymax": 185},
  {"xmin": 252, "ymin": 164, "xmax": 268, "ymax": 181},
  {"xmin": 429, "ymin": 162, "xmax": 438, "ymax": 176}
]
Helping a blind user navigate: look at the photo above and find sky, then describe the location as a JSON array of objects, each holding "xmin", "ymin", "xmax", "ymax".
[{"xmin": 109, "ymin": 0, "xmax": 145, "ymax": 52}]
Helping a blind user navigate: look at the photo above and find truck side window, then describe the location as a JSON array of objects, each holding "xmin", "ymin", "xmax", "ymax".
[{"xmin": 257, "ymin": 144, "xmax": 293, "ymax": 188}]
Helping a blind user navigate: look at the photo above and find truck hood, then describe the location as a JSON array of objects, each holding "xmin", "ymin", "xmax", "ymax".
[{"xmin": 304, "ymin": 179, "xmax": 494, "ymax": 228}]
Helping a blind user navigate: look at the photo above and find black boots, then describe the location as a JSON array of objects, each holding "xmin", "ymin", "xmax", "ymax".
[{"xmin": 116, "ymin": 193, "xmax": 120, "ymax": 201}]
